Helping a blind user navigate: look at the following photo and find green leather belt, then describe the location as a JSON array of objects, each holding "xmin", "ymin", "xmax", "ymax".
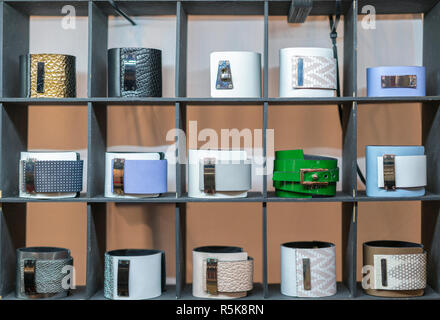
[{"xmin": 273, "ymin": 150, "xmax": 339, "ymax": 198}]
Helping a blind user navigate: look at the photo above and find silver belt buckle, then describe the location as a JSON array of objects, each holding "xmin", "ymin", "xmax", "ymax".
[
  {"xmin": 381, "ymin": 75, "xmax": 417, "ymax": 89},
  {"xmin": 203, "ymin": 158, "xmax": 216, "ymax": 194},
  {"xmin": 215, "ymin": 60, "xmax": 233, "ymax": 90},
  {"xmin": 383, "ymin": 154, "xmax": 396, "ymax": 190}
]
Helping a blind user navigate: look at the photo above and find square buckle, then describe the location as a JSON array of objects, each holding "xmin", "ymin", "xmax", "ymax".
[{"xmin": 299, "ymin": 168, "xmax": 329, "ymax": 186}]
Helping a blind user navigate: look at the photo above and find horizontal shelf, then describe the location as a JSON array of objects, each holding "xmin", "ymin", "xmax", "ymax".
[
  {"xmin": 266, "ymin": 191, "xmax": 354, "ymax": 202},
  {"xmin": 90, "ymin": 285, "xmax": 177, "ymax": 300},
  {"xmin": 180, "ymin": 283, "xmax": 265, "ymax": 300},
  {"xmin": 1, "ymin": 286, "xmax": 88, "ymax": 300},
  {"xmin": 3, "ymin": 191, "xmax": 440, "ymax": 203},
  {"xmin": 357, "ymin": 96, "xmax": 440, "ymax": 104},
  {"xmin": 355, "ymin": 191, "xmax": 440, "ymax": 202},
  {"xmin": 355, "ymin": 283, "xmax": 440, "ymax": 300},
  {"xmin": 267, "ymin": 283, "xmax": 352, "ymax": 300},
  {"xmin": 2, "ymin": 96, "xmax": 440, "ymax": 106}
]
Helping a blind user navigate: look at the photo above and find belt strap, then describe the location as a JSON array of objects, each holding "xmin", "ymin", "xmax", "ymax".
[
  {"xmin": 291, "ymin": 56, "xmax": 337, "ymax": 89},
  {"xmin": 112, "ymin": 159, "xmax": 167, "ymax": 195},
  {"xmin": 203, "ymin": 258, "xmax": 253, "ymax": 295},
  {"xmin": 377, "ymin": 155, "xmax": 427, "ymax": 189},
  {"xmin": 273, "ymin": 150, "xmax": 339, "ymax": 198},
  {"xmin": 199, "ymin": 159, "xmax": 252, "ymax": 194},
  {"xmin": 363, "ymin": 241, "xmax": 427, "ymax": 297},
  {"xmin": 22, "ymin": 160, "xmax": 83, "ymax": 193}
]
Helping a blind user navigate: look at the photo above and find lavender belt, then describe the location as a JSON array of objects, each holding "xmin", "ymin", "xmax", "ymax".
[
  {"xmin": 367, "ymin": 66, "xmax": 426, "ymax": 97},
  {"xmin": 112, "ymin": 159, "xmax": 167, "ymax": 195}
]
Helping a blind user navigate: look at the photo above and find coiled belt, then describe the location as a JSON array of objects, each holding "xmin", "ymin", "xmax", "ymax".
[
  {"xmin": 273, "ymin": 150, "xmax": 339, "ymax": 198},
  {"xmin": 16, "ymin": 247, "xmax": 73, "ymax": 299}
]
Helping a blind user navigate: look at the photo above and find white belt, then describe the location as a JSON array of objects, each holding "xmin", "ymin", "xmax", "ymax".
[
  {"xmin": 188, "ymin": 149, "xmax": 251, "ymax": 198},
  {"xmin": 377, "ymin": 155, "xmax": 427, "ymax": 189},
  {"xmin": 192, "ymin": 246, "xmax": 253, "ymax": 299},
  {"xmin": 104, "ymin": 249, "xmax": 165, "ymax": 300},
  {"xmin": 281, "ymin": 241, "xmax": 337, "ymax": 298}
]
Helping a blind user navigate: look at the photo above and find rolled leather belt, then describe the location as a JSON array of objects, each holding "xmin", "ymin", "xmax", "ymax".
[
  {"xmin": 16, "ymin": 247, "xmax": 73, "ymax": 299},
  {"xmin": 19, "ymin": 54, "xmax": 76, "ymax": 98},
  {"xmin": 366, "ymin": 146, "xmax": 426, "ymax": 198},
  {"xmin": 273, "ymin": 150, "xmax": 339, "ymax": 198},
  {"xmin": 279, "ymin": 47, "xmax": 337, "ymax": 98},
  {"xmin": 281, "ymin": 241, "xmax": 336, "ymax": 297},
  {"xmin": 210, "ymin": 51, "xmax": 261, "ymax": 98},
  {"xmin": 362, "ymin": 241, "xmax": 427, "ymax": 298},
  {"xmin": 367, "ymin": 66, "xmax": 426, "ymax": 97},
  {"xmin": 192, "ymin": 246, "xmax": 253, "ymax": 299},
  {"xmin": 104, "ymin": 152, "xmax": 167, "ymax": 198},
  {"xmin": 188, "ymin": 149, "xmax": 252, "ymax": 199},
  {"xmin": 108, "ymin": 48, "xmax": 162, "ymax": 97},
  {"xmin": 19, "ymin": 152, "xmax": 83, "ymax": 199},
  {"xmin": 104, "ymin": 249, "xmax": 165, "ymax": 300}
]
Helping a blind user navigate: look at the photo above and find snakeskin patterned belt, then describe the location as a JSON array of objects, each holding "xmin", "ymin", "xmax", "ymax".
[
  {"xmin": 273, "ymin": 149, "xmax": 339, "ymax": 198},
  {"xmin": 281, "ymin": 241, "xmax": 337, "ymax": 298},
  {"xmin": 362, "ymin": 240, "xmax": 427, "ymax": 298},
  {"xmin": 16, "ymin": 247, "xmax": 73, "ymax": 299},
  {"xmin": 104, "ymin": 249, "xmax": 166, "ymax": 300},
  {"xmin": 192, "ymin": 246, "xmax": 254, "ymax": 299},
  {"xmin": 19, "ymin": 54, "xmax": 76, "ymax": 98},
  {"xmin": 108, "ymin": 47, "xmax": 162, "ymax": 97}
]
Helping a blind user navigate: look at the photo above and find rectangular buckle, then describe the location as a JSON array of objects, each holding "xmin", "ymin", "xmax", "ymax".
[
  {"xmin": 302, "ymin": 258, "xmax": 311, "ymax": 291},
  {"xmin": 203, "ymin": 158, "xmax": 216, "ymax": 194},
  {"xmin": 113, "ymin": 158, "xmax": 125, "ymax": 195},
  {"xmin": 381, "ymin": 258, "xmax": 388, "ymax": 287},
  {"xmin": 23, "ymin": 159, "xmax": 37, "ymax": 194},
  {"xmin": 36, "ymin": 62, "xmax": 45, "ymax": 93},
  {"xmin": 24, "ymin": 259, "xmax": 37, "ymax": 295},
  {"xmin": 215, "ymin": 60, "xmax": 233, "ymax": 90},
  {"xmin": 297, "ymin": 57, "xmax": 304, "ymax": 87},
  {"xmin": 299, "ymin": 168, "xmax": 329, "ymax": 186},
  {"xmin": 123, "ymin": 53, "xmax": 137, "ymax": 91},
  {"xmin": 117, "ymin": 260, "xmax": 130, "ymax": 297},
  {"xmin": 206, "ymin": 258, "xmax": 218, "ymax": 295},
  {"xmin": 383, "ymin": 154, "xmax": 396, "ymax": 190},
  {"xmin": 381, "ymin": 75, "xmax": 417, "ymax": 89}
]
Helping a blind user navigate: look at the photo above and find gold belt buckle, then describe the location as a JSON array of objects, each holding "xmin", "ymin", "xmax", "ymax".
[
  {"xmin": 300, "ymin": 168, "xmax": 329, "ymax": 186},
  {"xmin": 206, "ymin": 258, "xmax": 218, "ymax": 295}
]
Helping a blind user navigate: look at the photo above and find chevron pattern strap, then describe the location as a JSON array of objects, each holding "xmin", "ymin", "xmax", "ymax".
[
  {"xmin": 292, "ymin": 55, "xmax": 337, "ymax": 90},
  {"xmin": 296, "ymin": 247, "xmax": 337, "ymax": 297}
]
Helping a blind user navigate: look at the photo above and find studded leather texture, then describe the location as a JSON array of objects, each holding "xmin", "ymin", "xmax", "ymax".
[
  {"xmin": 120, "ymin": 48, "xmax": 162, "ymax": 97},
  {"xmin": 27, "ymin": 54, "xmax": 76, "ymax": 98}
]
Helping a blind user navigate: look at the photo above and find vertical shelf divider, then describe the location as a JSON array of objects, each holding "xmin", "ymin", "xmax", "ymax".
[
  {"xmin": 85, "ymin": 1, "xmax": 108, "ymax": 298},
  {"xmin": 262, "ymin": 0, "xmax": 269, "ymax": 299},
  {"xmin": 422, "ymin": 0, "xmax": 440, "ymax": 293},
  {"xmin": 175, "ymin": 0, "xmax": 188, "ymax": 299},
  {"xmin": 341, "ymin": 0, "xmax": 358, "ymax": 297},
  {"xmin": 0, "ymin": 1, "xmax": 29, "ymax": 298}
]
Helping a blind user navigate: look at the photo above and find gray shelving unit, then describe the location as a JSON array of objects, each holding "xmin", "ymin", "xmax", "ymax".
[{"xmin": 0, "ymin": 0, "xmax": 439, "ymax": 300}]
